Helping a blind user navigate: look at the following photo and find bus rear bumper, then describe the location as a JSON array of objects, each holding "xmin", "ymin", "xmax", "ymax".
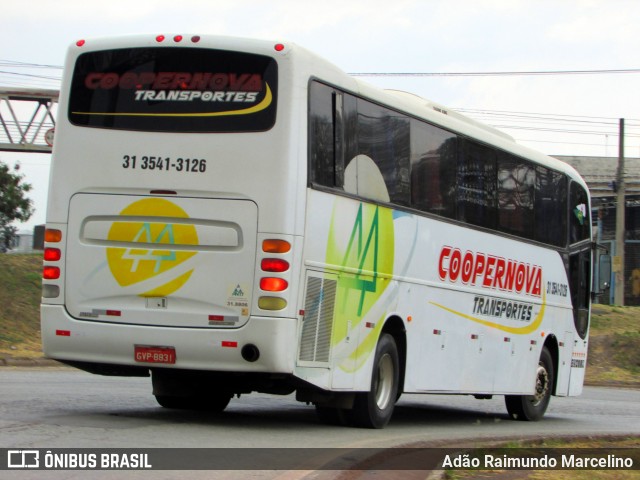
[{"xmin": 41, "ymin": 305, "xmax": 298, "ymax": 375}]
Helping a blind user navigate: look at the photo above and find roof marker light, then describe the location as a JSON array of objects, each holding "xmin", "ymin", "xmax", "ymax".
[
  {"xmin": 274, "ymin": 43, "xmax": 285, "ymax": 52},
  {"xmin": 156, "ymin": 35, "xmax": 166, "ymax": 43},
  {"xmin": 76, "ymin": 39, "xmax": 86, "ymax": 47},
  {"xmin": 174, "ymin": 35, "xmax": 183, "ymax": 43},
  {"xmin": 191, "ymin": 36, "xmax": 201, "ymax": 43}
]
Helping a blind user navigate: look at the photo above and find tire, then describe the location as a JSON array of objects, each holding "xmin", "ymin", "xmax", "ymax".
[
  {"xmin": 351, "ymin": 333, "xmax": 400, "ymax": 429},
  {"xmin": 155, "ymin": 393, "xmax": 232, "ymax": 412},
  {"xmin": 505, "ymin": 346, "xmax": 554, "ymax": 421}
]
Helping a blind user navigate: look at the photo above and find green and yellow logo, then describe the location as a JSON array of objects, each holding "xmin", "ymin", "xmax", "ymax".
[
  {"xmin": 326, "ymin": 201, "xmax": 394, "ymax": 370},
  {"xmin": 106, "ymin": 198, "xmax": 197, "ymax": 296}
]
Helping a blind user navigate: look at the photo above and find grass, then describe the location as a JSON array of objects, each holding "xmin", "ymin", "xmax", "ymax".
[
  {"xmin": 587, "ymin": 305, "xmax": 640, "ymax": 387},
  {"xmin": 0, "ymin": 253, "xmax": 44, "ymax": 358}
]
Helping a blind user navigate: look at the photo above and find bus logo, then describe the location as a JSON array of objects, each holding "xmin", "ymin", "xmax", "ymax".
[{"xmin": 106, "ymin": 198, "xmax": 197, "ymax": 296}]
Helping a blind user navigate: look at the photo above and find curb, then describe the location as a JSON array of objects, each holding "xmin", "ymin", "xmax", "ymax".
[{"xmin": 0, "ymin": 357, "xmax": 62, "ymax": 367}]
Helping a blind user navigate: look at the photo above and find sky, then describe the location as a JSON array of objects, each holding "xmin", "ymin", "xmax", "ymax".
[{"xmin": 1, "ymin": 0, "xmax": 640, "ymax": 231}]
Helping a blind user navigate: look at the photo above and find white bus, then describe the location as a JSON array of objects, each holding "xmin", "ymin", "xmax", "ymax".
[{"xmin": 42, "ymin": 34, "xmax": 593, "ymax": 428}]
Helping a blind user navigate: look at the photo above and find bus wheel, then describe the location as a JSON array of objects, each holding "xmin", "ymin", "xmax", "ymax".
[
  {"xmin": 155, "ymin": 393, "xmax": 232, "ymax": 412},
  {"xmin": 505, "ymin": 346, "xmax": 554, "ymax": 421},
  {"xmin": 351, "ymin": 333, "xmax": 399, "ymax": 429}
]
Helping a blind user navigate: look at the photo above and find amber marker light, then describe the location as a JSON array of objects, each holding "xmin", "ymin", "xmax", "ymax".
[{"xmin": 262, "ymin": 239, "xmax": 291, "ymax": 253}]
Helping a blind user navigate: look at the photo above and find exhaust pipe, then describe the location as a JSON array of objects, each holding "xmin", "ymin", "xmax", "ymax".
[{"xmin": 241, "ymin": 344, "xmax": 260, "ymax": 363}]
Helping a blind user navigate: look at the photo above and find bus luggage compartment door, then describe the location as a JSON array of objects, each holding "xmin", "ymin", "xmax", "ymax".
[{"xmin": 65, "ymin": 194, "xmax": 258, "ymax": 328}]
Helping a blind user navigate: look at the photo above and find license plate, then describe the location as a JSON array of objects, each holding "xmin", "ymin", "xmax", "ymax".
[{"xmin": 134, "ymin": 345, "xmax": 176, "ymax": 364}]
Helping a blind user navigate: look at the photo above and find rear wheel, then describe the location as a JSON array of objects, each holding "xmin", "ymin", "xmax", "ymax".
[
  {"xmin": 351, "ymin": 333, "xmax": 399, "ymax": 429},
  {"xmin": 505, "ymin": 346, "xmax": 554, "ymax": 421}
]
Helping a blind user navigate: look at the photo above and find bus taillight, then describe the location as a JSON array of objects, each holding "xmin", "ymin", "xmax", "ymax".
[
  {"xmin": 262, "ymin": 239, "xmax": 290, "ymax": 253},
  {"xmin": 44, "ymin": 248, "xmax": 61, "ymax": 261},
  {"xmin": 45, "ymin": 229, "xmax": 62, "ymax": 243},
  {"xmin": 43, "ymin": 266, "xmax": 60, "ymax": 280},
  {"xmin": 260, "ymin": 277, "xmax": 288, "ymax": 292},
  {"xmin": 43, "ymin": 228, "xmax": 62, "ymax": 297},
  {"xmin": 261, "ymin": 258, "xmax": 289, "ymax": 272}
]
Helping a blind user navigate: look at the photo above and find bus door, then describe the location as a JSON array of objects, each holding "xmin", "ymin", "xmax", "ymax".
[{"xmin": 567, "ymin": 246, "xmax": 591, "ymax": 395}]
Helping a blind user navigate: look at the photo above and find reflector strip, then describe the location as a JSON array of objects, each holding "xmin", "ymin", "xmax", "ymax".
[
  {"xmin": 209, "ymin": 315, "xmax": 225, "ymax": 321},
  {"xmin": 106, "ymin": 310, "xmax": 121, "ymax": 317},
  {"xmin": 56, "ymin": 330, "xmax": 71, "ymax": 337},
  {"xmin": 221, "ymin": 341, "xmax": 238, "ymax": 348}
]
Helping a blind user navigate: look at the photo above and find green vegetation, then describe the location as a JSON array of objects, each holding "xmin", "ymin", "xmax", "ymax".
[
  {"xmin": 1, "ymin": 254, "xmax": 639, "ymax": 389},
  {"xmin": 0, "ymin": 254, "xmax": 42, "ymax": 358},
  {"xmin": 587, "ymin": 305, "xmax": 640, "ymax": 387}
]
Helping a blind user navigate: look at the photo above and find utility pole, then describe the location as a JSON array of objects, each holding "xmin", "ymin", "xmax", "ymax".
[{"xmin": 614, "ymin": 118, "xmax": 625, "ymax": 306}]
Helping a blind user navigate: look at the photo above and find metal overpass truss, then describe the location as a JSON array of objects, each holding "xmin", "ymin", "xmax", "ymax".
[{"xmin": 0, "ymin": 88, "xmax": 59, "ymax": 154}]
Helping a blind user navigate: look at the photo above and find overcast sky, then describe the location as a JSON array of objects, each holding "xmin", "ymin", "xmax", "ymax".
[{"xmin": 2, "ymin": 0, "xmax": 640, "ymax": 231}]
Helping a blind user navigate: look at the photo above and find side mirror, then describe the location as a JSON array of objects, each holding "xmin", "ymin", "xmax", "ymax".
[{"xmin": 598, "ymin": 254, "xmax": 611, "ymax": 291}]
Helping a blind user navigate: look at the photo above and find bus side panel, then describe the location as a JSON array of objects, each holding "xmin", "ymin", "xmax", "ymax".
[{"xmin": 299, "ymin": 189, "xmax": 578, "ymax": 397}]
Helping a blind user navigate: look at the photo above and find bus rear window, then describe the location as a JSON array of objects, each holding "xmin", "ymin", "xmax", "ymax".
[{"xmin": 68, "ymin": 47, "xmax": 277, "ymax": 133}]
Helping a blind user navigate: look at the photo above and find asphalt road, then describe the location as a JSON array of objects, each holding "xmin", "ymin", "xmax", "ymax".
[{"xmin": 1, "ymin": 367, "xmax": 639, "ymax": 479}]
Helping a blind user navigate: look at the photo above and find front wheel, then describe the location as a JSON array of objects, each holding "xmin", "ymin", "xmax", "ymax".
[
  {"xmin": 351, "ymin": 333, "xmax": 400, "ymax": 429},
  {"xmin": 505, "ymin": 346, "xmax": 554, "ymax": 421}
]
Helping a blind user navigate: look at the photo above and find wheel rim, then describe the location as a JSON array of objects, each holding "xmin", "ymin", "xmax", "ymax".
[
  {"xmin": 375, "ymin": 353, "xmax": 394, "ymax": 410},
  {"xmin": 532, "ymin": 362, "xmax": 549, "ymax": 406}
]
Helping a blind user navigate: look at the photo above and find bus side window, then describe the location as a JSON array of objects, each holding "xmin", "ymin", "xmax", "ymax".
[
  {"xmin": 535, "ymin": 167, "xmax": 567, "ymax": 247},
  {"xmin": 410, "ymin": 121, "xmax": 457, "ymax": 219},
  {"xmin": 309, "ymin": 82, "xmax": 337, "ymax": 188},
  {"xmin": 457, "ymin": 139, "xmax": 497, "ymax": 229},
  {"xmin": 569, "ymin": 181, "xmax": 591, "ymax": 245}
]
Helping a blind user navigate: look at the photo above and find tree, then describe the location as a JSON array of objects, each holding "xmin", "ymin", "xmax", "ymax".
[{"xmin": 0, "ymin": 162, "xmax": 33, "ymax": 252}]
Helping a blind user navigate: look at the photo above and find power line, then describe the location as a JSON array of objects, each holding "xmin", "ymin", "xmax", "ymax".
[
  {"xmin": 350, "ymin": 68, "xmax": 640, "ymax": 77},
  {"xmin": 456, "ymin": 108, "xmax": 640, "ymax": 124},
  {"xmin": 0, "ymin": 60, "xmax": 63, "ymax": 70}
]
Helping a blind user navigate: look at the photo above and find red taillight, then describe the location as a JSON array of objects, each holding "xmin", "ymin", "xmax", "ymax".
[
  {"xmin": 261, "ymin": 258, "xmax": 289, "ymax": 273},
  {"xmin": 44, "ymin": 248, "xmax": 61, "ymax": 261},
  {"xmin": 260, "ymin": 277, "xmax": 288, "ymax": 292},
  {"xmin": 43, "ymin": 266, "xmax": 60, "ymax": 280},
  {"xmin": 45, "ymin": 229, "xmax": 62, "ymax": 243}
]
